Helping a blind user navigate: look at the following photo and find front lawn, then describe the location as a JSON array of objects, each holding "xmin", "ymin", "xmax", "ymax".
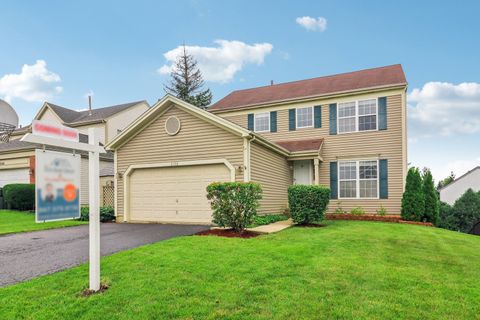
[
  {"xmin": 0, "ymin": 210, "xmax": 86, "ymax": 235},
  {"xmin": 1, "ymin": 221, "xmax": 480, "ymax": 319}
]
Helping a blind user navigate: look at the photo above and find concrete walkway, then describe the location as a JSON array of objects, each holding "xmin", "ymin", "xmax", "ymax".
[{"xmin": 247, "ymin": 219, "xmax": 293, "ymax": 234}]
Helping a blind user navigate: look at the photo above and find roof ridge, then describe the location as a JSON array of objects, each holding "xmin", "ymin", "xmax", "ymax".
[{"xmin": 223, "ymin": 64, "xmax": 403, "ymax": 95}]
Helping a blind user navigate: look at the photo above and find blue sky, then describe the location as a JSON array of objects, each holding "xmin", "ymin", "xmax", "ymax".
[{"xmin": 1, "ymin": 0, "xmax": 480, "ymax": 181}]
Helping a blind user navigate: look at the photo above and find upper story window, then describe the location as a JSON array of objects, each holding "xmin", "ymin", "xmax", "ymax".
[
  {"xmin": 296, "ymin": 106, "xmax": 313, "ymax": 128},
  {"xmin": 254, "ymin": 112, "xmax": 270, "ymax": 132},
  {"xmin": 339, "ymin": 160, "xmax": 378, "ymax": 199},
  {"xmin": 338, "ymin": 99, "xmax": 377, "ymax": 133}
]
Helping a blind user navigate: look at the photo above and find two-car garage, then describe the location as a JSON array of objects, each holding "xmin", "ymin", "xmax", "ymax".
[{"xmin": 127, "ymin": 162, "xmax": 233, "ymax": 224}]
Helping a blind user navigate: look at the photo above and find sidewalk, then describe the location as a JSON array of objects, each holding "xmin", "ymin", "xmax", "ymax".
[{"xmin": 247, "ymin": 219, "xmax": 293, "ymax": 234}]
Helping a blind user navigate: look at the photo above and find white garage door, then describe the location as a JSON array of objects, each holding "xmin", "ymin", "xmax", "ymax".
[
  {"xmin": 129, "ymin": 163, "xmax": 231, "ymax": 223},
  {"xmin": 0, "ymin": 168, "xmax": 30, "ymax": 187}
]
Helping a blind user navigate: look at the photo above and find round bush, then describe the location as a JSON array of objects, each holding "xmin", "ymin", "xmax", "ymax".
[{"xmin": 288, "ymin": 185, "xmax": 330, "ymax": 224}]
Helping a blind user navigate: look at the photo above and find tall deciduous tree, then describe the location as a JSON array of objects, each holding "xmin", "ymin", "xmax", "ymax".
[
  {"xmin": 422, "ymin": 168, "xmax": 439, "ymax": 224},
  {"xmin": 401, "ymin": 167, "xmax": 425, "ymax": 221},
  {"xmin": 164, "ymin": 45, "xmax": 212, "ymax": 109}
]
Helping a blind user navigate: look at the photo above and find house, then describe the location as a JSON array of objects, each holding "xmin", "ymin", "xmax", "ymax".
[
  {"xmin": 0, "ymin": 100, "xmax": 149, "ymax": 205},
  {"xmin": 439, "ymin": 167, "xmax": 480, "ymax": 205},
  {"xmin": 107, "ymin": 64, "xmax": 408, "ymax": 224}
]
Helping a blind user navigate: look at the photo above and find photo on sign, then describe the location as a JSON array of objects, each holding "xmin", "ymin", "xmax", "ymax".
[{"xmin": 35, "ymin": 149, "xmax": 81, "ymax": 222}]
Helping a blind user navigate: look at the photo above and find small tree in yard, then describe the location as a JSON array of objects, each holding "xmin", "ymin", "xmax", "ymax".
[
  {"xmin": 288, "ymin": 185, "xmax": 330, "ymax": 224},
  {"xmin": 401, "ymin": 167, "xmax": 425, "ymax": 221},
  {"xmin": 164, "ymin": 45, "xmax": 212, "ymax": 109},
  {"xmin": 206, "ymin": 182, "xmax": 262, "ymax": 232},
  {"xmin": 450, "ymin": 189, "xmax": 480, "ymax": 233},
  {"xmin": 422, "ymin": 168, "xmax": 439, "ymax": 224}
]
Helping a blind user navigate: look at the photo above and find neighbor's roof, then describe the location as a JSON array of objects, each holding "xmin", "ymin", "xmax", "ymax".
[
  {"xmin": 439, "ymin": 166, "xmax": 480, "ymax": 191},
  {"xmin": 209, "ymin": 64, "xmax": 407, "ymax": 112},
  {"xmin": 44, "ymin": 101, "xmax": 147, "ymax": 126},
  {"xmin": 276, "ymin": 138, "xmax": 324, "ymax": 153}
]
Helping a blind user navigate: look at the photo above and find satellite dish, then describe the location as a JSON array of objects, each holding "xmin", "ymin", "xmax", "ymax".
[
  {"xmin": 0, "ymin": 99, "xmax": 19, "ymax": 142},
  {"xmin": 0, "ymin": 99, "xmax": 19, "ymax": 127}
]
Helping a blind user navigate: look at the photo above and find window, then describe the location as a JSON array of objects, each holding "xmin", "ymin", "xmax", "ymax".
[
  {"xmin": 338, "ymin": 99, "xmax": 378, "ymax": 133},
  {"xmin": 254, "ymin": 112, "xmax": 270, "ymax": 132},
  {"xmin": 296, "ymin": 107, "xmax": 313, "ymax": 128},
  {"xmin": 339, "ymin": 160, "xmax": 378, "ymax": 199}
]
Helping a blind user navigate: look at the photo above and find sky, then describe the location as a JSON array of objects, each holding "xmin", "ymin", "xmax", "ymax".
[{"xmin": 1, "ymin": 0, "xmax": 480, "ymax": 182}]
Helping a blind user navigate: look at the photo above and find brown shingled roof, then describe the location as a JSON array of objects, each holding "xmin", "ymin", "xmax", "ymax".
[
  {"xmin": 209, "ymin": 64, "xmax": 406, "ymax": 112},
  {"xmin": 275, "ymin": 138, "xmax": 323, "ymax": 153}
]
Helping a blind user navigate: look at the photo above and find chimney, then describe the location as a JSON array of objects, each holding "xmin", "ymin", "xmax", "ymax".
[
  {"xmin": 270, "ymin": 80, "xmax": 274, "ymax": 86},
  {"xmin": 88, "ymin": 95, "xmax": 92, "ymax": 116}
]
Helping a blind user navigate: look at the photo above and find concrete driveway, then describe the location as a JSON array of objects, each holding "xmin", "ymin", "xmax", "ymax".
[{"xmin": 0, "ymin": 223, "xmax": 209, "ymax": 287}]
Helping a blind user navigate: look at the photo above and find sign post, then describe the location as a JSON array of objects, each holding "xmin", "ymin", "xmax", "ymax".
[{"xmin": 22, "ymin": 120, "xmax": 105, "ymax": 292}]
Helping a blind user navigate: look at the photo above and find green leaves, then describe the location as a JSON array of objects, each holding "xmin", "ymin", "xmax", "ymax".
[
  {"xmin": 206, "ymin": 182, "xmax": 262, "ymax": 232},
  {"xmin": 2, "ymin": 183, "xmax": 35, "ymax": 211},
  {"xmin": 401, "ymin": 167, "xmax": 425, "ymax": 221},
  {"xmin": 288, "ymin": 185, "xmax": 330, "ymax": 224}
]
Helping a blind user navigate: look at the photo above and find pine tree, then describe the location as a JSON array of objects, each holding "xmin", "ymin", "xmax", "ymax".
[
  {"xmin": 401, "ymin": 167, "xmax": 425, "ymax": 221},
  {"xmin": 422, "ymin": 168, "xmax": 439, "ymax": 224},
  {"xmin": 164, "ymin": 45, "xmax": 212, "ymax": 109}
]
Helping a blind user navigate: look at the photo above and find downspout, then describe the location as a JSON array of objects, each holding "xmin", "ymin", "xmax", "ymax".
[{"xmin": 243, "ymin": 134, "xmax": 255, "ymax": 182}]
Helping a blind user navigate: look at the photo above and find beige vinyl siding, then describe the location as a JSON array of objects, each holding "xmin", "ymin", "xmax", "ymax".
[
  {"xmin": 80, "ymin": 158, "xmax": 113, "ymax": 205},
  {"xmin": 38, "ymin": 108, "xmax": 63, "ymax": 125},
  {"xmin": 76, "ymin": 123, "xmax": 106, "ymax": 145},
  {"xmin": 250, "ymin": 142, "xmax": 292, "ymax": 215},
  {"xmin": 221, "ymin": 93, "xmax": 406, "ymax": 215},
  {"xmin": 116, "ymin": 105, "xmax": 245, "ymax": 219},
  {"xmin": 106, "ymin": 103, "xmax": 149, "ymax": 143}
]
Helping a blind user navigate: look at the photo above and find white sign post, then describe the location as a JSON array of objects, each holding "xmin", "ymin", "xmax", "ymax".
[{"xmin": 22, "ymin": 121, "xmax": 105, "ymax": 292}]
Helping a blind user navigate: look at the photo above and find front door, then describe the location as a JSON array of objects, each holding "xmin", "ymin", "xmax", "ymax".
[{"xmin": 293, "ymin": 160, "xmax": 313, "ymax": 185}]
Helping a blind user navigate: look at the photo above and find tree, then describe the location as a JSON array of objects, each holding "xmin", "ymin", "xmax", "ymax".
[
  {"xmin": 164, "ymin": 45, "xmax": 212, "ymax": 109},
  {"xmin": 437, "ymin": 171, "xmax": 455, "ymax": 190},
  {"xmin": 450, "ymin": 189, "xmax": 480, "ymax": 233},
  {"xmin": 401, "ymin": 167, "xmax": 425, "ymax": 221},
  {"xmin": 422, "ymin": 168, "xmax": 439, "ymax": 224}
]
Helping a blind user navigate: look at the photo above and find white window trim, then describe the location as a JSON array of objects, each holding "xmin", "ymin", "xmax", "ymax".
[
  {"xmin": 254, "ymin": 112, "xmax": 270, "ymax": 132},
  {"xmin": 337, "ymin": 99, "xmax": 378, "ymax": 134},
  {"xmin": 296, "ymin": 106, "xmax": 314, "ymax": 129},
  {"xmin": 338, "ymin": 159, "xmax": 379, "ymax": 199}
]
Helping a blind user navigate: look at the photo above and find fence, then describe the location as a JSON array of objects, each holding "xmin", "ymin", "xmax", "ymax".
[{"xmin": 102, "ymin": 185, "xmax": 114, "ymax": 208}]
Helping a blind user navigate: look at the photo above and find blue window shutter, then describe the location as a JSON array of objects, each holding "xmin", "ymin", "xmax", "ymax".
[
  {"xmin": 247, "ymin": 114, "xmax": 254, "ymax": 131},
  {"xmin": 289, "ymin": 109, "xmax": 296, "ymax": 131},
  {"xmin": 379, "ymin": 159, "xmax": 388, "ymax": 199},
  {"xmin": 330, "ymin": 162, "xmax": 338, "ymax": 199},
  {"xmin": 314, "ymin": 105, "xmax": 322, "ymax": 128},
  {"xmin": 270, "ymin": 111, "xmax": 277, "ymax": 132},
  {"xmin": 329, "ymin": 104, "xmax": 337, "ymax": 135},
  {"xmin": 378, "ymin": 97, "xmax": 387, "ymax": 130}
]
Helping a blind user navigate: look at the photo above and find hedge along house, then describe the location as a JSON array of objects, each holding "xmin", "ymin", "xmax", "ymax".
[{"xmin": 108, "ymin": 65, "xmax": 408, "ymax": 224}]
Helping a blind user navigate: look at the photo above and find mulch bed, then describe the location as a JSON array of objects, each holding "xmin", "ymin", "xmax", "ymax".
[
  {"xmin": 195, "ymin": 229, "xmax": 261, "ymax": 238},
  {"xmin": 326, "ymin": 214, "xmax": 433, "ymax": 227},
  {"xmin": 295, "ymin": 223, "xmax": 327, "ymax": 228}
]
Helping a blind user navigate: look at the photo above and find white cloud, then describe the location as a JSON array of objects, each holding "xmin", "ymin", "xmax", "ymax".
[
  {"xmin": 0, "ymin": 60, "xmax": 62, "ymax": 102},
  {"xmin": 296, "ymin": 16, "xmax": 327, "ymax": 32},
  {"xmin": 158, "ymin": 40, "xmax": 273, "ymax": 83},
  {"xmin": 408, "ymin": 82, "xmax": 480, "ymax": 137}
]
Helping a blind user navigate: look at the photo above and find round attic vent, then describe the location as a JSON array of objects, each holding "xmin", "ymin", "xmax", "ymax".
[{"xmin": 165, "ymin": 116, "xmax": 181, "ymax": 136}]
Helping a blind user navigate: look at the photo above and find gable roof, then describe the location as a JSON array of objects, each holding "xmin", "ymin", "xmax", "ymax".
[
  {"xmin": 106, "ymin": 94, "xmax": 289, "ymax": 156},
  {"xmin": 209, "ymin": 64, "xmax": 407, "ymax": 112},
  {"xmin": 37, "ymin": 100, "xmax": 148, "ymax": 126},
  {"xmin": 439, "ymin": 166, "xmax": 480, "ymax": 192}
]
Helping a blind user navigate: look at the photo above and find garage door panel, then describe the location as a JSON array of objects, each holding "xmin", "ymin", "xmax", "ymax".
[
  {"xmin": 0, "ymin": 168, "xmax": 30, "ymax": 187},
  {"xmin": 129, "ymin": 164, "xmax": 230, "ymax": 223}
]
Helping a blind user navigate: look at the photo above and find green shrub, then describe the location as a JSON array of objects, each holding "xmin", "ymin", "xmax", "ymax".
[
  {"xmin": 206, "ymin": 182, "xmax": 262, "ymax": 232},
  {"xmin": 334, "ymin": 201, "xmax": 347, "ymax": 214},
  {"xmin": 249, "ymin": 214, "xmax": 288, "ymax": 228},
  {"xmin": 288, "ymin": 185, "xmax": 330, "ymax": 224},
  {"xmin": 437, "ymin": 190, "xmax": 480, "ymax": 233},
  {"xmin": 437, "ymin": 201, "xmax": 454, "ymax": 229},
  {"xmin": 350, "ymin": 207, "xmax": 365, "ymax": 215},
  {"xmin": 422, "ymin": 169, "xmax": 439, "ymax": 223},
  {"xmin": 401, "ymin": 167, "xmax": 425, "ymax": 221},
  {"xmin": 377, "ymin": 205, "xmax": 387, "ymax": 216},
  {"xmin": 3, "ymin": 183, "xmax": 35, "ymax": 211},
  {"xmin": 79, "ymin": 206, "xmax": 115, "ymax": 222}
]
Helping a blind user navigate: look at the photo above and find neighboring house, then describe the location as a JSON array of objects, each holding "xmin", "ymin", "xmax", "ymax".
[
  {"xmin": 0, "ymin": 100, "xmax": 149, "ymax": 205},
  {"xmin": 439, "ymin": 167, "xmax": 480, "ymax": 205},
  {"xmin": 107, "ymin": 64, "xmax": 408, "ymax": 224}
]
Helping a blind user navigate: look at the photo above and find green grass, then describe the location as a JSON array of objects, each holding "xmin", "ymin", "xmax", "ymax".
[
  {"xmin": 248, "ymin": 214, "xmax": 289, "ymax": 227},
  {"xmin": 1, "ymin": 221, "xmax": 480, "ymax": 319},
  {"xmin": 0, "ymin": 210, "xmax": 86, "ymax": 235}
]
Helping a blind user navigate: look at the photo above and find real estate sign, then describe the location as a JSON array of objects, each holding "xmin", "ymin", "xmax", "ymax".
[{"xmin": 35, "ymin": 149, "xmax": 81, "ymax": 222}]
